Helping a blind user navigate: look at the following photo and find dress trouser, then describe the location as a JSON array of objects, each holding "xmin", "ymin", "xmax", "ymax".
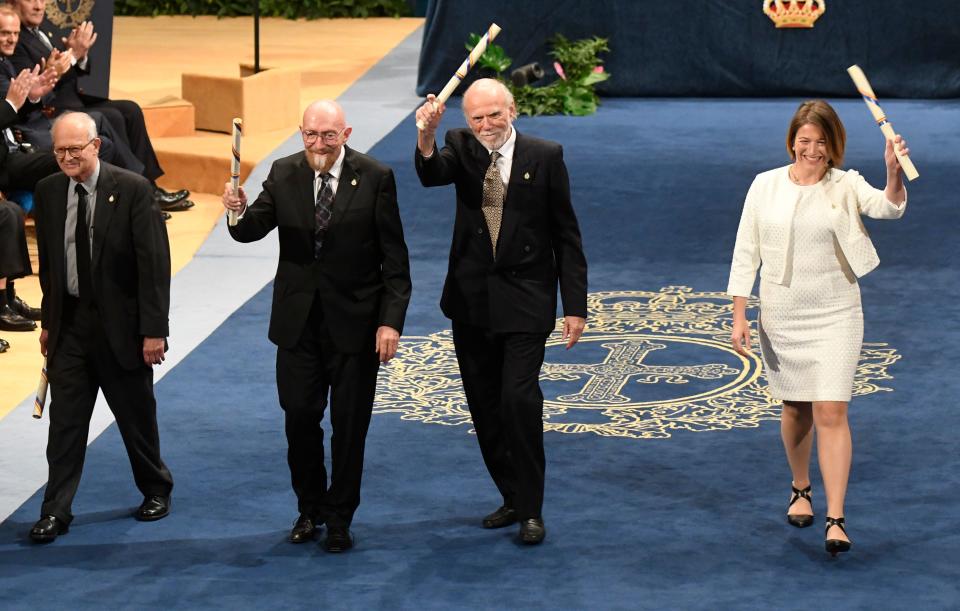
[
  {"xmin": 0, "ymin": 200, "xmax": 31, "ymax": 279},
  {"xmin": 42, "ymin": 297, "xmax": 173, "ymax": 524},
  {"xmin": 80, "ymin": 96, "xmax": 162, "ymax": 181},
  {"xmin": 277, "ymin": 294, "xmax": 380, "ymax": 528},
  {"xmin": 452, "ymin": 320, "xmax": 549, "ymax": 520}
]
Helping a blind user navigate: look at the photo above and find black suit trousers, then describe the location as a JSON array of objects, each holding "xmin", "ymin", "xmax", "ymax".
[
  {"xmin": 0, "ymin": 150, "xmax": 60, "ymax": 193},
  {"xmin": 80, "ymin": 96, "xmax": 162, "ymax": 181},
  {"xmin": 277, "ymin": 294, "xmax": 380, "ymax": 528},
  {"xmin": 43, "ymin": 298, "xmax": 173, "ymax": 524},
  {"xmin": 0, "ymin": 200, "xmax": 32, "ymax": 279},
  {"xmin": 452, "ymin": 321, "xmax": 549, "ymax": 520}
]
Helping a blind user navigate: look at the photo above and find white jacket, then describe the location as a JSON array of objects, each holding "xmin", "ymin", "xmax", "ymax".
[{"xmin": 727, "ymin": 165, "xmax": 906, "ymax": 297}]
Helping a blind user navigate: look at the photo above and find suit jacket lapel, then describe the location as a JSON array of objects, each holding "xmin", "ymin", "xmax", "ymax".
[
  {"xmin": 297, "ymin": 154, "xmax": 317, "ymax": 230},
  {"xmin": 495, "ymin": 133, "xmax": 529, "ymax": 262},
  {"xmin": 329, "ymin": 147, "xmax": 359, "ymax": 229},
  {"xmin": 91, "ymin": 163, "xmax": 118, "ymax": 267}
]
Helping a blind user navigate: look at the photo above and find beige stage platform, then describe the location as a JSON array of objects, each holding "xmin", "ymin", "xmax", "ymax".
[{"xmin": 0, "ymin": 15, "xmax": 423, "ymax": 418}]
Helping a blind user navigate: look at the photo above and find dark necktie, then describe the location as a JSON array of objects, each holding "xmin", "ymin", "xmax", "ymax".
[
  {"xmin": 75, "ymin": 184, "xmax": 93, "ymax": 301},
  {"xmin": 481, "ymin": 151, "xmax": 504, "ymax": 255},
  {"xmin": 314, "ymin": 172, "xmax": 334, "ymax": 258},
  {"xmin": 32, "ymin": 28, "xmax": 54, "ymax": 52}
]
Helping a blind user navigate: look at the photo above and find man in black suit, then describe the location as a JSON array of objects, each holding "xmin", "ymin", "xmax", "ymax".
[
  {"xmin": 0, "ymin": 52, "xmax": 50, "ymax": 334},
  {"xmin": 30, "ymin": 111, "xmax": 174, "ymax": 543},
  {"xmin": 415, "ymin": 78, "xmax": 588, "ymax": 544},
  {"xmin": 222, "ymin": 100, "xmax": 411, "ymax": 553},
  {"xmin": 8, "ymin": 0, "xmax": 192, "ymax": 211}
]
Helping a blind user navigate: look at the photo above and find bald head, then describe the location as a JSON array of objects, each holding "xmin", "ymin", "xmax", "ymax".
[
  {"xmin": 462, "ymin": 78, "xmax": 516, "ymax": 150},
  {"xmin": 51, "ymin": 112, "xmax": 101, "ymax": 182},
  {"xmin": 300, "ymin": 99, "xmax": 351, "ymax": 172}
]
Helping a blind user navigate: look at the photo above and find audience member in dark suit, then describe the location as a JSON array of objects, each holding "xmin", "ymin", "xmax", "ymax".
[
  {"xmin": 8, "ymin": 0, "xmax": 192, "ymax": 211},
  {"xmin": 30, "ymin": 111, "xmax": 173, "ymax": 543},
  {"xmin": 0, "ymin": 198, "xmax": 37, "ymax": 343},
  {"xmin": 0, "ymin": 46, "xmax": 47, "ymax": 333},
  {"xmin": 414, "ymin": 78, "xmax": 588, "ymax": 545},
  {"xmin": 222, "ymin": 100, "xmax": 411, "ymax": 553},
  {"xmin": 0, "ymin": 7, "xmax": 150, "ymax": 193}
]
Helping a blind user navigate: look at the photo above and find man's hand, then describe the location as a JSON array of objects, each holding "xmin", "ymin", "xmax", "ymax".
[
  {"xmin": 143, "ymin": 337, "xmax": 166, "ymax": 366},
  {"xmin": 415, "ymin": 94, "xmax": 445, "ymax": 155},
  {"xmin": 221, "ymin": 182, "xmax": 246, "ymax": 214},
  {"xmin": 5, "ymin": 66, "xmax": 38, "ymax": 110},
  {"xmin": 39, "ymin": 329, "xmax": 48, "ymax": 357},
  {"xmin": 62, "ymin": 21, "xmax": 97, "ymax": 61},
  {"xmin": 375, "ymin": 325, "xmax": 400, "ymax": 363},
  {"xmin": 562, "ymin": 316, "xmax": 586, "ymax": 349},
  {"xmin": 30, "ymin": 65, "xmax": 57, "ymax": 100},
  {"xmin": 44, "ymin": 48, "xmax": 75, "ymax": 78}
]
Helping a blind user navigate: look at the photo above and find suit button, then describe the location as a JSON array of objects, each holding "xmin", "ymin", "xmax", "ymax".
[
  {"xmin": 523, "ymin": 245, "xmax": 531, "ymax": 252},
  {"xmin": 511, "ymin": 271, "xmax": 517, "ymax": 277},
  {"xmin": 477, "ymin": 227, "xmax": 483, "ymax": 235}
]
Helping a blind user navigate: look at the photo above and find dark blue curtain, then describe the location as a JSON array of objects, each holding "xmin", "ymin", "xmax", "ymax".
[{"xmin": 417, "ymin": 0, "xmax": 960, "ymax": 98}]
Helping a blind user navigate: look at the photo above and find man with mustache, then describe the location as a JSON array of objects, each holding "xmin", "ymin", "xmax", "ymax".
[
  {"xmin": 414, "ymin": 78, "xmax": 588, "ymax": 544},
  {"xmin": 222, "ymin": 100, "xmax": 411, "ymax": 553}
]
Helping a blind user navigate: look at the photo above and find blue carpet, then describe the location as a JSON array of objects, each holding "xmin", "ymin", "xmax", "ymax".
[{"xmin": 1, "ymin": 99, "xmax": 958, "ymax": 609}]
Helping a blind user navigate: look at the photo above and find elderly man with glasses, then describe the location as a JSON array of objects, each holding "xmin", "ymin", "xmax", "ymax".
[
  {"xmin": 222, "ymin": 100, "xmax": 411, "ymax": 553},
  {"xmin": 28, "ymin": 111, "xmax": 174, "ymax": 543}
]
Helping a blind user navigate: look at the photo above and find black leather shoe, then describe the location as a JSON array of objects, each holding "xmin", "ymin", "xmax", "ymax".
[
  {"xmin": 135, "ymin": 495, "xmax": 170, "ymax": 521},
  {"xmin": 154, "ymin": 186, "xmax": 190, "ymax": 205},
  {"xmin": 30, "ymin": 515, "xmax": 69, "ymax": 543},
  {"xmin": 161, "ymin": 212, "xmax": 172, "ymax": 221},
  {"xmin": 0, "ymin": 304, "xmax": 36, "ymax": 331},
  {"xmin": 0, "ymin": 338, "xmax": 8, "ymax": 352},
  {"xmin": 10, "ymin": 296, "xmax": 41, "ymax": 321},
  {"xmin": 519, "ymin": 518, "xmax": 545, "ymax": 544},
  {"xmin": 289, "ymin": 515, "xmax": 319, "ymax": 543},
  {"xmin": 160, "ymin": 199, "xmax": 195, "ymax": 212},
  {"xmin": 324, "ymin": 525, "xmax": 353, "ymax": 553},
  {"xmin": 482, "ymin": 505, "xmax": 518, "ymax": 529}
]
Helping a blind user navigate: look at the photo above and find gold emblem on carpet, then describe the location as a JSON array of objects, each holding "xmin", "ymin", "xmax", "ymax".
[{"xmin": 375, "ymin": 287, "xmax": 900, "ymax": 438}]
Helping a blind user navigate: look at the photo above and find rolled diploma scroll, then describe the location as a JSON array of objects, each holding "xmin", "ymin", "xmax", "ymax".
[
  {"xmin": 416, "ymin": 23, "xmax": 502, "ymax": 130},
  {"xmin": 228, "ymin": 118, "xmax": 243, "ymax": 226},
  {"xmin": 847, "ymin": 65, "xmax": 919, "ymax": 181},
  {"xmin": 33, "ymin": 357, "xmax": 48, "ymax": 419}
]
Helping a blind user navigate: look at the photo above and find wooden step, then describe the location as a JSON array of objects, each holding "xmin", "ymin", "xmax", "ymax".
[
  {"xmin": 143, "ymin": 96, "xmax": 196, "ymax": 138},
  {"xmin": 153, "ymin": 128, "xmax": 288, "ymax": 195}
]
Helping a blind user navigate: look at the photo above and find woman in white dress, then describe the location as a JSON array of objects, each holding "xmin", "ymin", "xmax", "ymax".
[{"xmin": 727, "ymin": 100, "xmax": 908, "ymax": 556}]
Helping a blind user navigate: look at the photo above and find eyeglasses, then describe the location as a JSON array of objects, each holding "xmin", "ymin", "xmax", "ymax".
[
  {"xmin": 53, "ymin": 138, "xmax": 96, "ymax": 160},
  {"xmin": 301, "ymin": 127, "xmax": 346, "ymax": 144}
]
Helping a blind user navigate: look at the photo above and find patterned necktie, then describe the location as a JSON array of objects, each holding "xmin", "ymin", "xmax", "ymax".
[
  {"xmin": 75, "ymin": 184, "xmax": 93, "ymax": 301},
  {"xmin": 481, "ymin": 151, "xmax": 504, "ymax": 255},
  {"xmin": 314, "ymin": 172, "xmax": 334, "ymax": 258}
]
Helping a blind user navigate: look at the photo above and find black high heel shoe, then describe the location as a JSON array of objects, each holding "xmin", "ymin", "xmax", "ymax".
[
  {"xmin": 825, "ymin": 516, "xmax": 852, "ymax": 557},
  {"xmin": 787, "ymin": 484, "xmax": 814, "ymax": 528}
]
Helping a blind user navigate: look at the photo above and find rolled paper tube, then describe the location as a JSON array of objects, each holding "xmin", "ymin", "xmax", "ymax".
[
  {"xmin": 33, "ymin": 358, "xmax": 48, "ymax": 419},
  {"xmin": 847, "ymin": 65, "xmax": 919, "ymax": 181},
  {"xmin": 416, "ymin": 23, "xmax": 502, "ymax": 130},
  {"xmin": 228, "ymin": 117, "xmax": 243, "ymax": 226}
]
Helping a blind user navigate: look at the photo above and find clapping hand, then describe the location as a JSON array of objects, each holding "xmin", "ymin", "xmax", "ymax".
[
  {"xmin": 5, "ymin": 66, "xmax": 39, "ymax": 110},
  {"xmin": 62, "ymin": 21, "xmax": 97, "ymax": 61}
]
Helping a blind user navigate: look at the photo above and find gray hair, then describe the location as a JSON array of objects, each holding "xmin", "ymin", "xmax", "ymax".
[{"xmin": 50, "ymin": 112, "xmax": 98, "ymax": 141}]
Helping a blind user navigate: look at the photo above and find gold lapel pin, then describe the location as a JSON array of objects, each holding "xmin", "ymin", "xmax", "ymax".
[
  {"xmin": 523, "ymin": 172, "xmax": 531, "ymax": 180},
  {"xmin": 351, "ymin": 178, "xmax": 358, "ymax": 186}
]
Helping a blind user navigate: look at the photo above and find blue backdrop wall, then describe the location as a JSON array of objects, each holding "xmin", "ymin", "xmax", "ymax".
[{"xmin": 417, "ymin": 0, "xmax": 960, "ymax": 99}]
